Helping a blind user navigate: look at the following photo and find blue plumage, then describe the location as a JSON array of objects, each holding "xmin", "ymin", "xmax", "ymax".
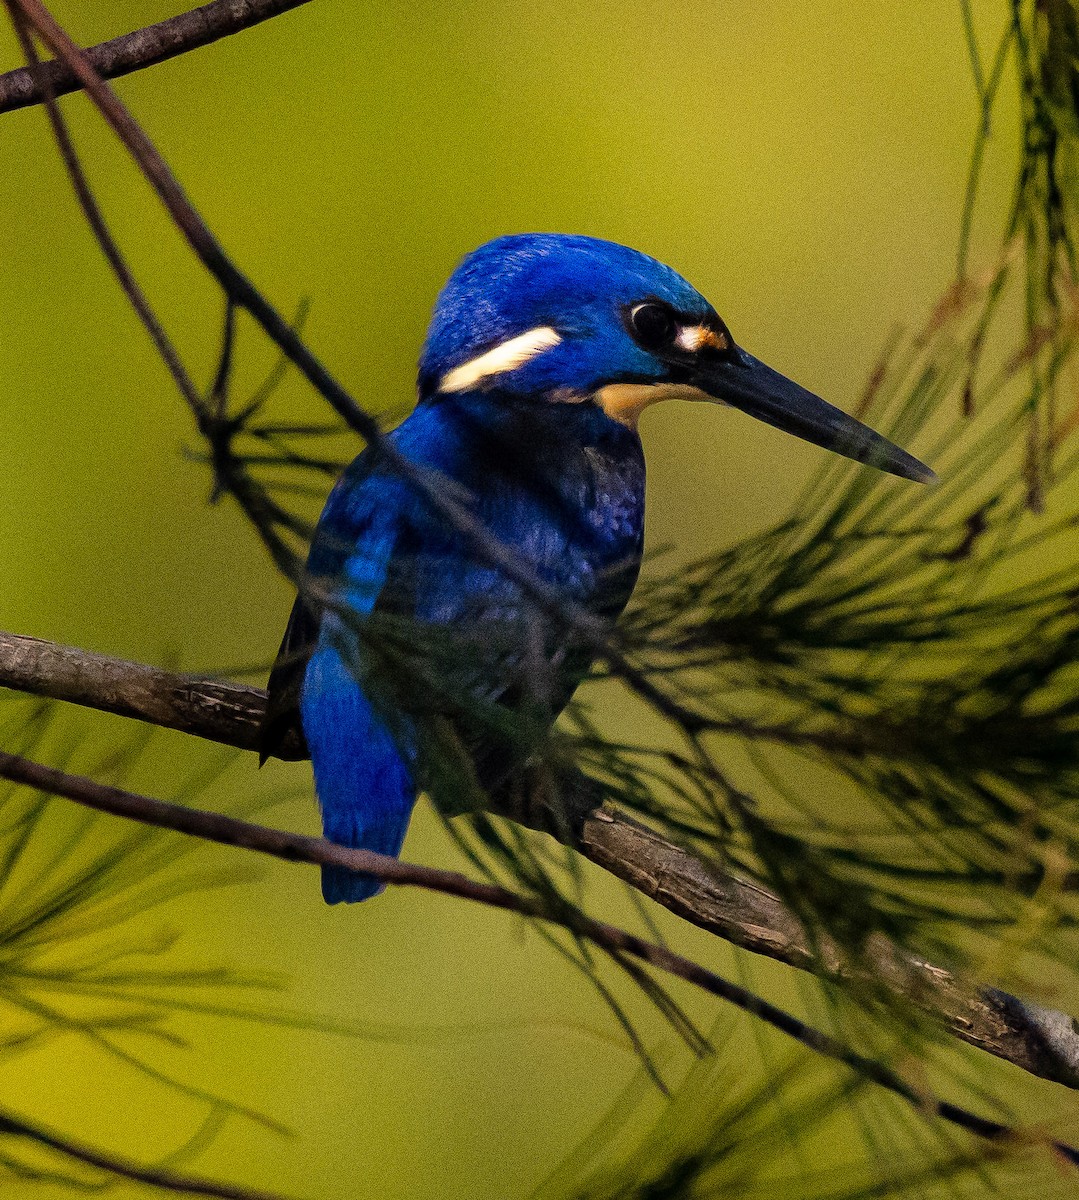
[
  {"xmin": 262, "ymin": 234, "xmax": 931, "ymax": 903},
  {"xmin": 418, "ymin": 234, "xmax": 709, "ymax": 399}
]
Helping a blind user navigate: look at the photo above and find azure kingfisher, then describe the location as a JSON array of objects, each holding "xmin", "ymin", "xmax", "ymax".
[{"xmin": 260, "ymin": 233, "xmax": 931, "ymax": 903}]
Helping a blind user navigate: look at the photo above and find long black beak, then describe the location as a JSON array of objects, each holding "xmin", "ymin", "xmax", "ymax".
[{"xmin": 689, "ymin": 348, "xmax": 934, "ymax": 484}]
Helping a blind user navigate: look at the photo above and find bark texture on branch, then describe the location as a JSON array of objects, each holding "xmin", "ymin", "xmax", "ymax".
[
  {"xmin": 3, "ymin": 629, "xmax": 1079, "ymax": 1089},
  {"xmin": 580, "ymin": 808, "xmax": 1079, "ymax": 1087},
  {"xmin": 7, "ymin": 746, "xmax": 1078, "ymax": 1166},
  {"xmin": 0, "ymin": 631, "xmax": 303, "ymax": 757},
  {"xmin": 0, "ymin": 0, "xmax": 312, "ymax": 114}
]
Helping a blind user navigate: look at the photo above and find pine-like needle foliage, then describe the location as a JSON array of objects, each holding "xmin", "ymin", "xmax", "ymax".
[
  {"xmin": 579, "ymin": 0, "xmax": 1079, "ymax": 988},
  {"xmin": 200, "ymin": 0, "xmax": 1079, "ymax": 1021},
  {"xmin": 534, "ymin": 1019, "xmax": 1077, "ymax": 1200},
  {"xmin": 0, "ymin": 698, "xmax": 299, "ymax": 1133},
  {"xmin": 599, "ymin": 265, "xmax": 1079, "ymax": 977},
  {"xmin": 14, "ymin": 0, "xmax": 1079, "ymax": 1192},
  {"xmin": 0, "ymin": 695, "xmax": 425, "ymax": 1186}
]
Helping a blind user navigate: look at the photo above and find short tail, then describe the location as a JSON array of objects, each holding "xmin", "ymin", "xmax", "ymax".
[
  {"xmin": 320, "ymin": 790, "xmax": 413, "ymax": 904},
  {"xmin": 301, "ymin": 641, "xmax": 417, "ymax": 904},
  {"xmin": 324, "ymin": 871, "xmax": 384, "ymax": 904}
]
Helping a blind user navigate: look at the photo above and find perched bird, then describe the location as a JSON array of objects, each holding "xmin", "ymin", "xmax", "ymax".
[{"xmin": 261, "ymin": 234, "xmax": 931, "ymax": 902}]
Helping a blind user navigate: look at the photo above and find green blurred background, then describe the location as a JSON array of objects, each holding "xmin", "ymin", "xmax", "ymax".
[{"xmin": 0, "ymin": 2, "xmax": 1034, "ymax": 1196}]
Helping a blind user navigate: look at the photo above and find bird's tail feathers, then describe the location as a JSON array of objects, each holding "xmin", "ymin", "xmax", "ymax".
[
  {"xmin": 320, "ymin": 797, "xmax": 413, "ymax": 903},
  {"xmin": 303, "ymin": 641, "xmax": 418, "ymax": 904}
]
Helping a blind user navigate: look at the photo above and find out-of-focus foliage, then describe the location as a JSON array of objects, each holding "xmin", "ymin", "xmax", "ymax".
[
  {"xmin": 534, "ymin": 1023, "xmax": 1079, "ymax": 1200},
  {"xmin": 7, "ymin": 0, "xmax": 1079, "ymax": 1198},
  {"xmin": 207, "ymin": 0, "xmax": 1079, "ymax": 1037},
  {"xmin": 0, "ymin": 695, "xmax": 293, "ymax": 1185}
]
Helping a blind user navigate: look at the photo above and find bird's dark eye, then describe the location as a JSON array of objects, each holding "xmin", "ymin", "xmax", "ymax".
[{"xmin": 628, "ymin": 302, "xmax": 678, "ymax": 352}]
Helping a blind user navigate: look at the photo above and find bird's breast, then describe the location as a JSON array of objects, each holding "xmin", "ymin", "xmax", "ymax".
[
  {"xmin": 484, "ymin": 427, "xmax": 646, "ymax": 618},
  {"xmin": 384, "ymin": 397, "xmax": 647, "ymax": 623}
]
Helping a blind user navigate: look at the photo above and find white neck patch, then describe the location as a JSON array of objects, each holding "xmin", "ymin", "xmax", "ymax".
[{"xmin": 438, "ymin": 326, "xmax": 562, "ymax": 393}]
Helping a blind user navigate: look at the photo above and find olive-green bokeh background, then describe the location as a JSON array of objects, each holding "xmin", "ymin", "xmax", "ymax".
[{"xmin": 0, "ymin": 3, "xmax": 1031, "ymax": 1196}]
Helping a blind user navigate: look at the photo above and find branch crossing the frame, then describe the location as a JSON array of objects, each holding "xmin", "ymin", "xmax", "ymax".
[{"xmin": 1, "ymin": 628, "xmax": 1078, "ymax": 1093}]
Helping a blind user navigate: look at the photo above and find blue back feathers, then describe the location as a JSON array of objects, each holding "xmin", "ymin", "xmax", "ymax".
[
  {"xmin": 262, "ymin": 232, "xmax": 929, "ymax": 901},
  {"xmin": 267, "ymin": 234, "xmax": 704, "ymax": 902}
]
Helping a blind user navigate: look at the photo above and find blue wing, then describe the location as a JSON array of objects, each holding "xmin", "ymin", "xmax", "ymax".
[
  {"xmin": 262, "ymin": 398, "xmax": 646, "ymax": 904},
  {"xmin": 265, "ymin": 452, "xmax": 416, "ymax": 903}
]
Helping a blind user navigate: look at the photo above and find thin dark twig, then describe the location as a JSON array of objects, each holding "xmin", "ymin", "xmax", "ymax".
[
  {"xmin": 2, "ymin": 627, "xmax": 1079, "ymax": 1090},
  {"xmin": 4, "ymin": 0, "xmax": 715, "ymax": 738},
  {"xmin": 4, "ymin": 3, "xmax": 207, "ymax": 426},
  {"xmin": 210, "ymin": 298, "xmax": 237, "ymax": 419},
  {"xmin": 956, "ymin": 20, "xmax": 1015, "ymax": 281},
  {"xmin": 6, "ymin": 0, "xmax": 384, "ymax": 440},
  {"xmin": 960, "ymin": 0, "xmax": 986, "ymax": 99},
  {"xmin": 0, "ymin": 0, "xmax": 314, "ymax": 114},
  {"xmin": 8, "ymin": 2, "xmax": 318, "ymax": 572},
  {"xmin": 0, "ymin": 1107, "xmax": 292, "ymax": 1199},
  {"xmin": 0, "ymin": 749, "xmax": 1075, "ymax": 1168}
]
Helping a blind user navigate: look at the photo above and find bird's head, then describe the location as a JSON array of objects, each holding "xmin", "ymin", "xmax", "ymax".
[{"xmin": 418, "ymin": 233, "xmax": 932, "ymax": 483}]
